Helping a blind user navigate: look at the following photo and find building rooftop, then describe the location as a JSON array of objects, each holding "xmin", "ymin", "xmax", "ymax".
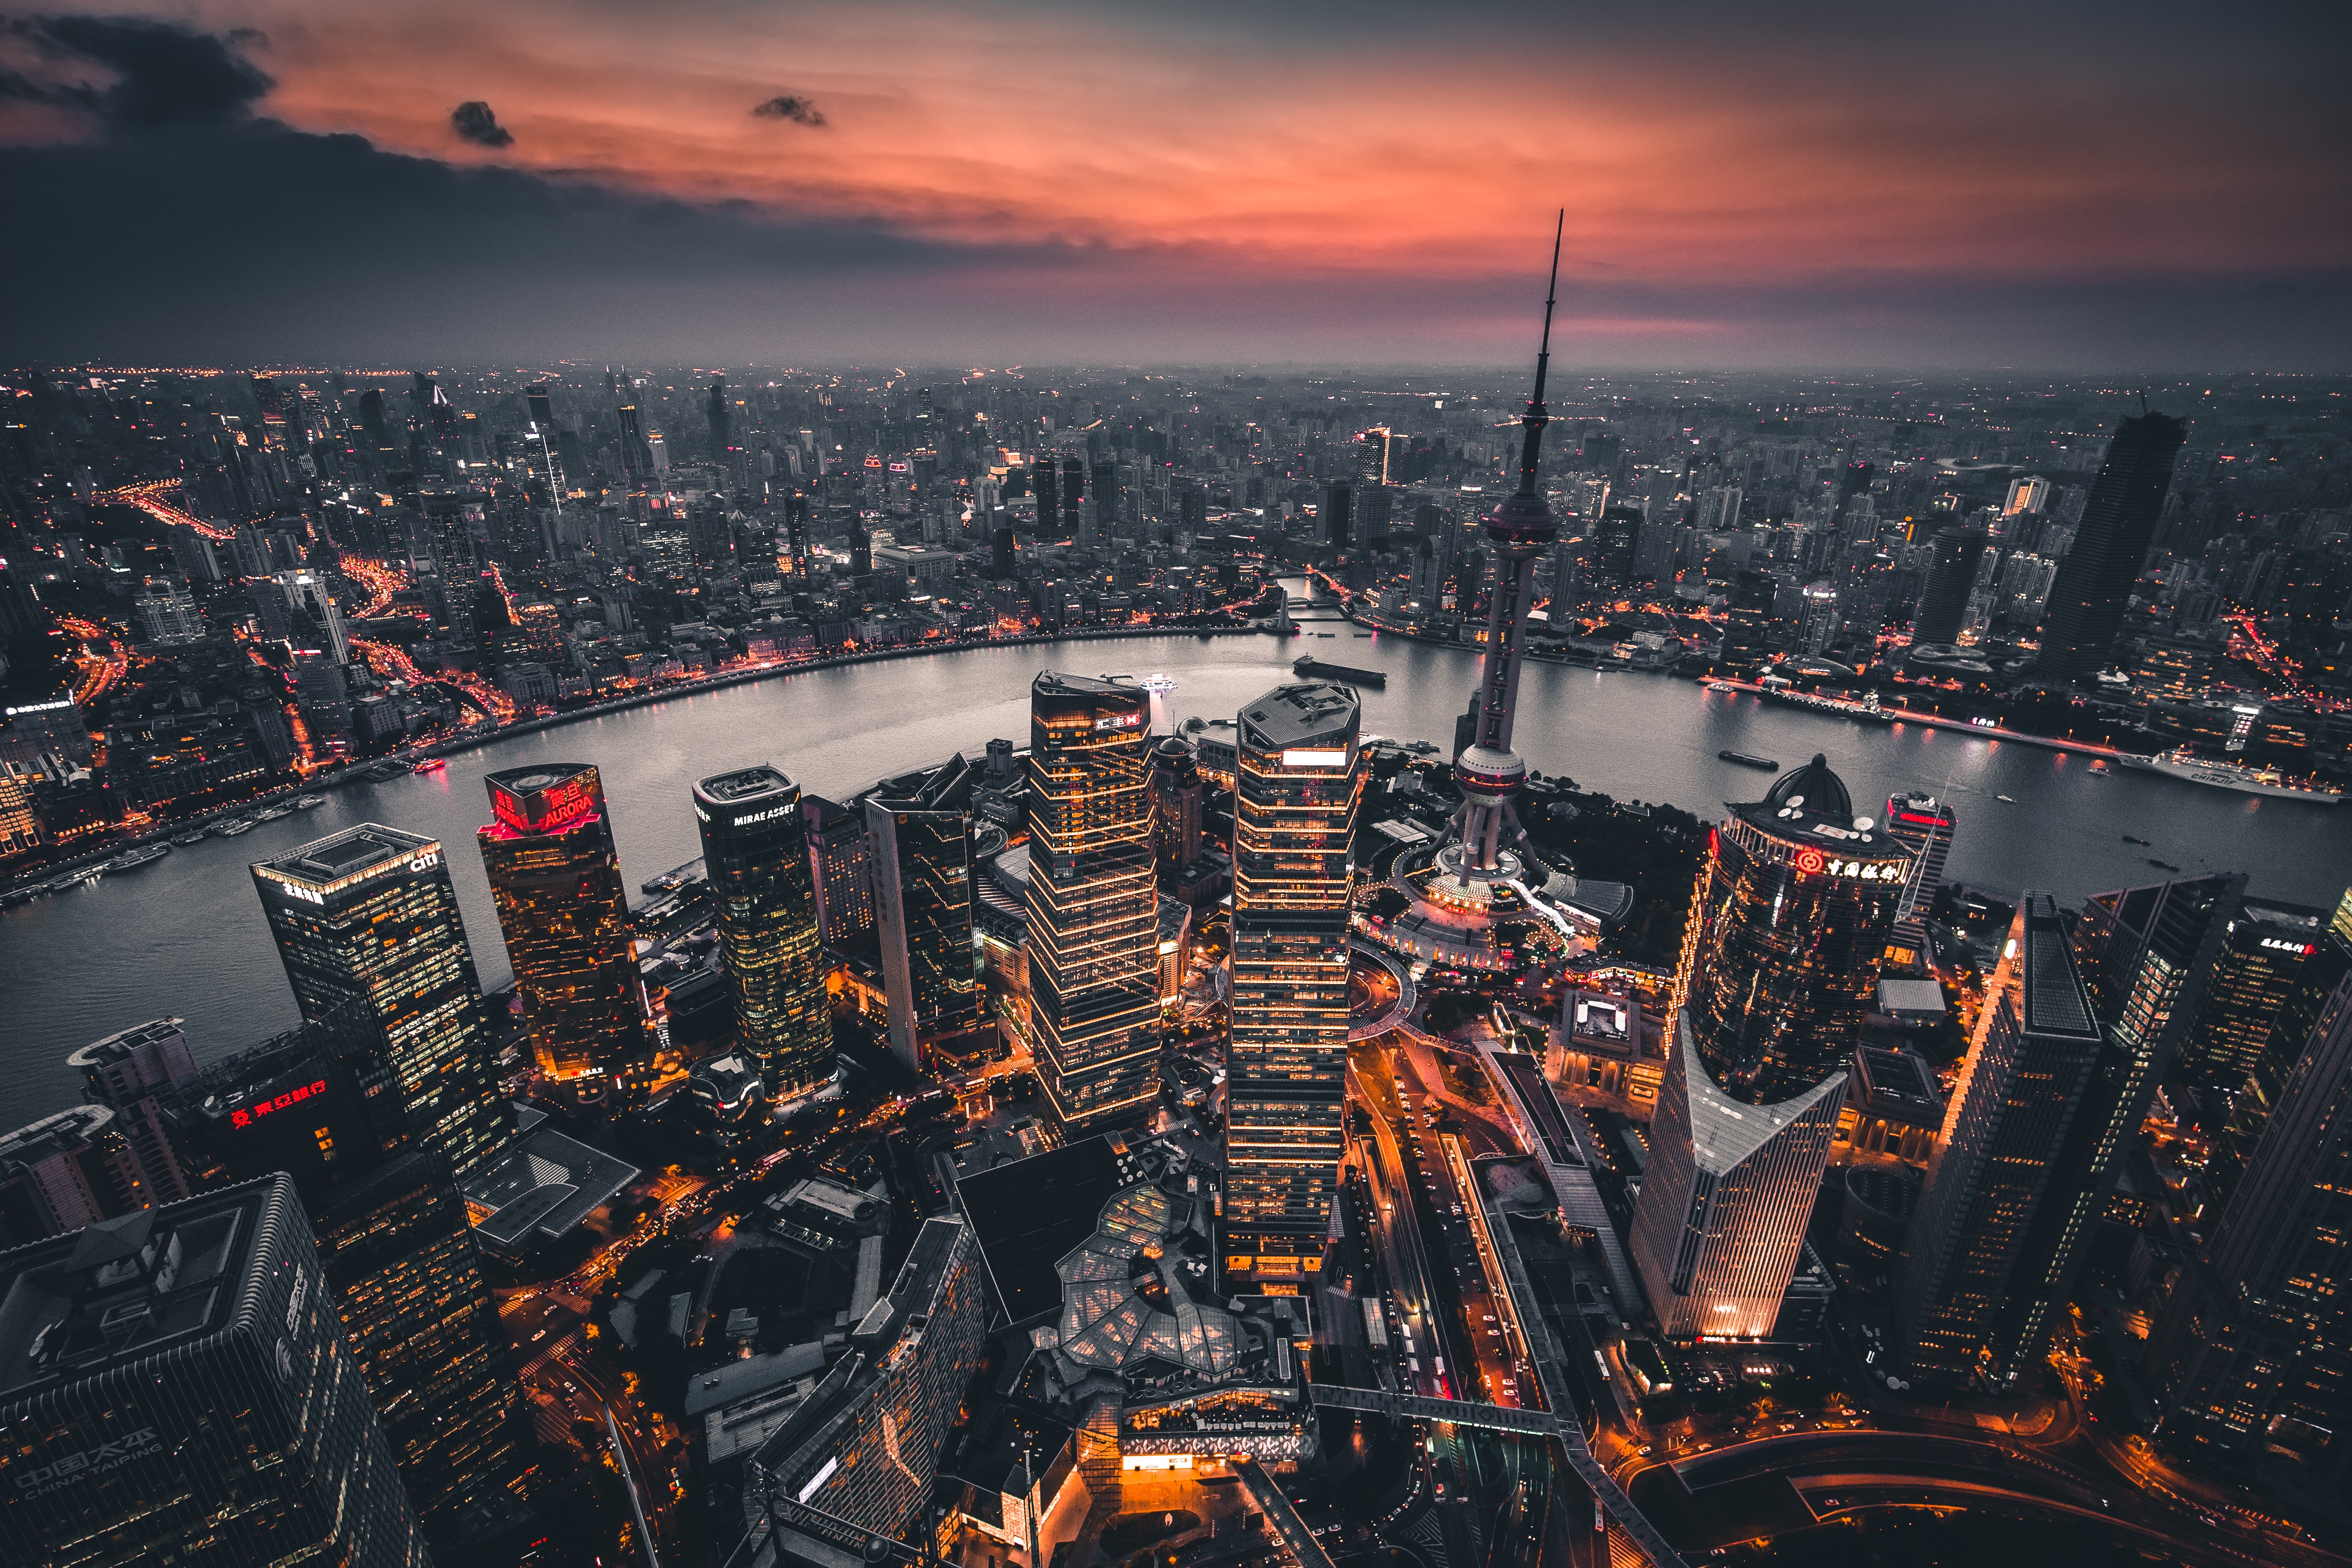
[
  {"xmin": 1676, "ymin": 1028, "xmax": 1847, "ymax": 1175},
  {"xmin": 1851, "ymin": 1044, "xmax": 1943, "ymax": 1126},
  {"xmin": 460, "ymin": 1125, "xmax": 638, "ymax": 1256},
  {"xmin": 0, "ymin": 1179, "xmax": 281, "ymax": 1406},
  {"xmin": 956, "ymin": 1134, "xmax": 1148, "ymax": 1326},
  {"xmin": 1875, "ymin": 978, "xmax": 1948, "ymax": 1020},
  {"xmin": 694, "ymin": 765, "xmax": 796, "ymax": 807},
  {"xmin": 1237, "ymin": 682, "xmax": 1359, "ymax": 752},
  {"xmin": 255, "ymin": 823, "xmax": 433, "ymax": 888}
]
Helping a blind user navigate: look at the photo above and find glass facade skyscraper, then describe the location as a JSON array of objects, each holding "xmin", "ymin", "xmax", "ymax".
[
  {"xmin": 0, "ymin": 1176, "xmax": 428, "ymax": 1568},
  {"xmin": 2149, "ymin": 940, "xmax": 2352, "ymax": 1486},
  {"xmin": 1678, "ymin": 755, "xmax": 1910, "ymax": 1103},
  {"xmin": 2177, "ymin": 892, "xmax": 2346, "ymax": 1092},
  {"xmin": 1628, "ymin": 1016, "xmax": 1847, "ymax": 1340},
  {"xmin": 2036, "ymin": 410, "xmax": 2189, "ymax": 681},
  {"xmin": 2200, "ymin": 891, "xmax": 2352, "ymax": 1218},
  {"xmin": 747, "ymin": 1216, "xmax": 990, "ymax": 1550},
  {"xmin": 169, "ymin": 1010, "xmax": 534, "ymax": 1547},
  {"xmin": 695, "ymin": 766, "xmax": 834, "ymax": 1097},
  {"xmin": 1223, "ymin": 682, "xmax": 1363, "ymax": 1284},
  {"xmin": 254, "ymin": 822, "xmax": 510, "ymax": 1178},
  {"xmin": 476, "ymin": 764, "xmax": 656, "ymax": 1104},
  {"xmin": 1024, "ymin": 672, "xmax": 1161, "ymax": 1130},
  {"xmin": 1881, "ymin": 792, "xmax": 1956, "ymax": 954},
  {"xmin": 866, "ymin": 754, "xmax": 988, "ymax": 1072},
  {"xmin": 1895, "ymin": 893, "xmax": 2106, "ymax": 1388}
]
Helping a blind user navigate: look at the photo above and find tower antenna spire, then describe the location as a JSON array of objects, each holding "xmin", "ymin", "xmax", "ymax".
[{"xmin": 1515, "ymin": 209, "xmax": 1565, "ymax": 499}]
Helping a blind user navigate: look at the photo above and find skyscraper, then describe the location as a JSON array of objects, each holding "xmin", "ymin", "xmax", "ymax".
[
  {"xmin": 695, "ymin": 766, "xmax": 834, "ymax": 1098},
  {"xmin": 2198, "ymin": 891, "xmax": 2352, "ymax": 1218},
  {"xmin": 254, "ymin": 823, "xmax": 510, "ymax": 1178},
  {"xmin": 745, "ymin": 1216, "xmax": 990, "ymax": 1551},
  {"xmin": 2036, "ymin": 410, "xmax": 2189, "ymax": 681},
  {"xmin": 1942, "ymin": 874, "xmax": 2235, "ymax": 1382},
  {"xmin": 1031, "ymin": 453, "xmax": 1057, "ymax": 533},
  {"xmin": 1323, "ymin": 481, "xmax": 1353, "ymax": 547},
  {"xmin": 167, "ymin": 1009, "xmax": 533, "ymax": 1545},
  {"xmin": 804, "ymin": 793, "xmax": 880, "ymax": 951},
  {"xmin": 1911, "ymin": 525, "xmax": 1986, "ymax": 646},
  {"xmin": 1024, "ymin": 672, "xmax": 1160, "ymax": 1130},
  {"xmin": 1628, "ymin": 1017, "xmax": 1847, "ymax": 1340},
  {"xmin": 1881, "ymin": 792, "xmax": 1957, "ymax": 952},
  {"xmin": 476, "ymin": 765, "xmax": 657, "ymax": 1104},
  {"xmin": 2177, "ymin": 893, "xmax": 2346, "ymax": 1091},
  {"xmin": 2148, "ymin": 951, "xmax": 2352, "ymax": 1484},
  {"xmin": 0, "ymin": 1177, "xmax": 429, "ymax": 1568},
  {"xmin": 1678, "ymin": 756, "xmax": 1910, "ymax": 1103},
  {"xmin": 616, "ymin": 403, "xmax": 655, "ymax": 486},
  {"xmin": 1223, "ymin": 682, "xmax": 1364, "ymax": 1284},
  {"xmin": 1596, "ymin": 504, "xmax": 1644, "ymax": 588},
  {"xmin": 1062, "ymin": 455, "xmax": 1086, "ymax": 544},
  {"xmin": 866, "ymin": 755, "xmax": 988, "ymax": 1072},
  {"xmin": 1145, "ymin": 735, "xmax": 1204, "ymax": 887},
  {"xmin": 66, "ymin": 1017, "xmax": 202, "ymax": 1206},
  {"xmin": 1895, "ymin": 894, "xmax": 2105, "ymax": 1388}
]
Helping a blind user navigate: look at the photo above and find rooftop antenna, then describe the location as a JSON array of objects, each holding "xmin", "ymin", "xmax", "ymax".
[{"xmin": 1514, "ymin": 209, "xmax": 1566, "ymax": 500}]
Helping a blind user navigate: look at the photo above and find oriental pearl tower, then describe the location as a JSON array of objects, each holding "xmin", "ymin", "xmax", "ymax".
[{"xmin": 1397, "ymin": 216, "xmax": 1581, "ymax": 957}]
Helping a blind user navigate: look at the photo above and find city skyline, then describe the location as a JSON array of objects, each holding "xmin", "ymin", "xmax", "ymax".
[
  {"xmin": 2, "ymin": 6, "xmax": 2348, "ymax": 366},
  {"xmin": 4, "ymin": 24, "xmax": 2352, "ymax": 1549}
]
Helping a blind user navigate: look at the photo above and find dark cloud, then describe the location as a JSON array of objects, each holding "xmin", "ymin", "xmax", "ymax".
[
  {"xmin": 1, "ymin": 14, "xmax": 272, "ymax": 129},
  {"xmin": 750, "ymin": 94, "xmax": 826, "ymax": 128},
  {"xmin": 449, "ymin": 99, "xmax": 513, "ymax": 147}
]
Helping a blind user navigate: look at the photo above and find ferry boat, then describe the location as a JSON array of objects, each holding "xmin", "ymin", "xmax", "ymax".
[
  {"xmin": 296, "ymin": 794, "xmax": 328, "ymax": 809},
  {"xmin": 254, "ymin": 804, "xmax": 295, "ymax": 821},
  {"xmin": 1718, "ymin": 750, "xmax": 1780, "ymax": 770},
  {"xmin": 412, "ymin": 757, "xmax": 447, "ymax": 775},
  {"xmin": 2086, "ymin": 759, "xmax": 2112, "ymax": 774},
  {"xmin": 172, "ymin": 829, "xmax": 210, "ymax": 845},
  {"xmin": 215, "ymin": 818, "xmax": 255, "ymax": 836},
  {"xmin": 2116, "ymin": 749, "xmax": 2343, "ymax": 805},
  {"xmin": 104, "ymin": 844, "xmax": 171, "ymax": 872}
]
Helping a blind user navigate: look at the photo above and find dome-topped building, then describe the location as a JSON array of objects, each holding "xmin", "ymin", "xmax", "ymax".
[{"xmin": 1677, "ymin": 751, "xmax": 1914, "ymax": 1103}]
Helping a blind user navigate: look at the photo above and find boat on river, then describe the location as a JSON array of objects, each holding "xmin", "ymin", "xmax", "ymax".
[
  {"xmin": 1718, "ymin": 750, "xmax": 1780, "ymax": 769},
  {"xmin": 2117, "ymin": 749, "xmax": 2342, "ymax": 804}
]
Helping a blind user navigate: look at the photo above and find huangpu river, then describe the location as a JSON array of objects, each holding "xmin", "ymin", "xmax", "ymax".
[{"xmin": 6, "ymin": 596, "xmax": 2348, "ymax": 1125}]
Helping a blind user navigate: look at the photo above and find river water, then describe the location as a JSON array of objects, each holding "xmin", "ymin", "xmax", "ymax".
[{"xmin": 7, "ymin": 595, "xmax": 2348, "ymax": 1125}]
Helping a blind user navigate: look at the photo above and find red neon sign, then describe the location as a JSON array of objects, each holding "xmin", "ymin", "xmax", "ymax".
[
  {"xmin": 491, "ymin": 776, "xmax": 597, "ymax": 835},
  {"xmin": 1793, "ymin": 848, "xmax": 1825, "ymax": 875},
  {"xmin": 230, "ymin": 1079, "xmax": 328, "ymax": 1129}
]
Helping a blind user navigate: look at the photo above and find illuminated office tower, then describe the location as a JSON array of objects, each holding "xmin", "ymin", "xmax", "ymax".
[
  {"xmin": 865, "ymin": 755, "xmax": 988, "ymax": 1072},
  {"xmin": 2148, "ymin": 944, "xmax": 2352, "ymax": 1481},
  {"xmin": 2036, "ymin": 410, "xmax": 2188, "ymax": 681},
  {"xmin": 0, "ymin": 1177, "xmax": 428, "ymax": 1568},
  {"xmin": 1145, "ymin": 735, "xmax": 1204, "ymax": 886},
  {"xmin": 2176, "ymin": 893, "xmax": 2346, "ymax": 1091},
  {"xmin": 1628, "ymin": 1016, "xmax": 1847, "ymax": 1341},
  {"xmin": 1942, "ymin": 874, "xmax": 2235, "ymax": 1385},
  {"xmin": 804, "ymin": 793, "xmax": 880, "ymax": 950},
  {"xmin": 67, "ymin": 1017, "xmax": 202, "ymax": 1205},
  {"xmin": 746, "ymin": 1216, "xmax": 989, "ymax": 1551},
  {"xmin": 1895, "ymin": 894, "xmax": 2105, "ymax": 1388},
  {"xmin": 695, "ymin": 766, "xmax": 834, "ymax": 1097},
  {"xmin": 169, "ymin": 1009, "xmax": 532, "ymax": 1544},
  {"xmin": 477, "ymin": 765, "xmax": 657, "ymax": 1104},
  {"xmin": 1881, "ymin": 792, "xmax": 1957, "ymax": 953},
  {"xmin": 254, "ymin": 823, "xmax": 510, "ymax": 1177},
  {"xmin": 1024, "ymin": 672, "xmax": 1160, "ymax": 1130},
  {"xmin": 1677, "ymin": 756, "xmax": 1910, "ymax": 1103},
  {"xmin": 2200, "ymin": 891, "xmax": 2352, "ymax": 1215},
  {"xmin": 1223, "ymin": 683, "xmax": 1364, "ymax": 1283}
]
